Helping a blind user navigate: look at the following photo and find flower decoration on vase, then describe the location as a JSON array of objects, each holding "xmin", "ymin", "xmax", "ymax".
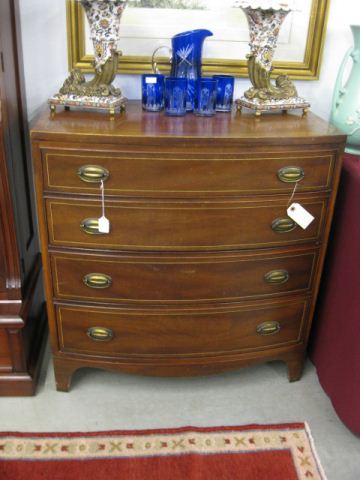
[
  {"xmin": 234, "ymin": 0, "xmax": 310, "ymax": 115},
  {"xmin": 49, "ymin": 0, "xmax": 128, "ymax": 115}
]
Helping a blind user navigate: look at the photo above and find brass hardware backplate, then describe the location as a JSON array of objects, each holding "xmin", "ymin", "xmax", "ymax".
[
  {"xmin": 264, "ymin": 269, "xmax": 290, "ymax": 285},
  {"xmin": 78, "ymin": 165, "xmax": 109, "ymax": 183},
  {"xmin": 83, "ymin": 273, "xmax": 113, "ymax": 289},
  {"xmin": 256, "ymin": 321, "xmax": 281, "ymax": 336},
  {"xmin": 87, "ymin": 327, "xmax": 114, "ymax": 342},
  {"xmin": 277, "ymin": 166, "xmax": 305, "ymax": 183},
  {"xmin": 271, "ymin": 217, "xmax": 297, "ymax": 233},
  {"xmin": 80, "ymin": 218, "xmax": 102, "ymax": 235}
]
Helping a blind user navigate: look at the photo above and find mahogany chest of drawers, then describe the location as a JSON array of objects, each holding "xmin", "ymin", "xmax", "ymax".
[{"xmin": 31, "ymin": 102, "xmax": 346, "ymax": 391}]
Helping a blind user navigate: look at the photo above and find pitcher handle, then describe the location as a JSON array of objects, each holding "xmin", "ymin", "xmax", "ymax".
[
  {"xmin": 151, "ymin": 45, "xmax": 172, "ymax": 74},
  {"xmin": 331, "ymin": 47, "xmax": 353, "ymax": 113}
]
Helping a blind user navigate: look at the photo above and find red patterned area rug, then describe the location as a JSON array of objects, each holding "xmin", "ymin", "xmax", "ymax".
[{"xmin": 0, "ymin": 423, "xmax": 326, "ymax": 480}]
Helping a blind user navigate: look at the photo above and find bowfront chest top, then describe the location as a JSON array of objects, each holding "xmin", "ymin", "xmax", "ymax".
[{"xmin": 31, "ymin": 102, "xmax": 346, "ymax": 391}]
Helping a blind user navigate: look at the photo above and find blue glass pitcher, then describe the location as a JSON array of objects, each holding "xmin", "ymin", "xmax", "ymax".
[
  {"xmin": 171, "ymin": 29, "xmax": 213, "ymax": 111},
  {"xmin": 152, "ymin": 29, "xmax": 213, "ymax": 111}
]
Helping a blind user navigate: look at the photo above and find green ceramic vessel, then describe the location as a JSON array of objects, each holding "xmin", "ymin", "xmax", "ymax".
[{"xmin": 331, "ymin": 25, "xmax": 360, "ymax": 155}]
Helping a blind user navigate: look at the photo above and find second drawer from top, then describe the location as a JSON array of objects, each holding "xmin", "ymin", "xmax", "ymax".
[{"xmin": 46, "ymin": 196, "xmax": 327, "ymax": 251}]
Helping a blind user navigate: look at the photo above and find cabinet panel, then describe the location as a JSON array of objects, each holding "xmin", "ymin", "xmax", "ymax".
[
  {"xmin": 0, "ymin": 0, "xmax": 46, "ymax": 395},
  {"xmin": 0, "ymin": 332, "xmax": 11, "ymax": 370},
  {"xmin": 0, "ymin": 224, "xmax": 7, "ymax": 292}
]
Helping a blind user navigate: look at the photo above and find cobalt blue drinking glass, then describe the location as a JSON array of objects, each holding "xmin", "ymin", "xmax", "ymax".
[
  {"xmin": 164, "ymin": 77, "xmax": 187, "ymax": 116},
  {"xmin": 141, "ymin": 74, "xmax": 165, "ymax": 112},
  {"xmin": 213, "ymin": 75, "xmax": 235, "ymax": 112},
  {"xmin": 194, "ymin": 77, "xmax": 218, "ymax": 116}
]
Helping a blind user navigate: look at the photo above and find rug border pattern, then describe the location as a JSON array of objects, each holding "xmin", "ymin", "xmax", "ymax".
[{"xmin": 0, "ymin": 423, "xmax": 326, "ymax": 480}]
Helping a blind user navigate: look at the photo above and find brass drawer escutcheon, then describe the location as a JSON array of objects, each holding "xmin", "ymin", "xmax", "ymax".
[
  {"xmin": 78, "ymin": 165, "xmax": 109, "ymax": 183},
  {"xmin": 277, "ymin": 166, "xmax": 305, "ymax": 183},
  {"xmin": 271, "ymin": 217, "xmax": 297, "ymax": 233},
  {"xmin": 80, "ymin": 218, "xmax": 102, "ymax": 235},
  {"xmin": 264, "ymin": 269, "xmax": 290, "ymax": 285},
  {"xmin": 256, "ymin": 321, "xmax": 281, "ymax": 336},
  {"xmin": 87, "ymin": 327, "xmax": 114, "ymax": 342},
  {"xmin": 83, "ymin": 273, "xmax": 113, "ymax": 289}
]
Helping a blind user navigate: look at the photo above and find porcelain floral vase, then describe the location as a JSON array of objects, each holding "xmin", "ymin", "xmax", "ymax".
[
  {"xmin": 331, "ymin": 25, "xmax": 360, "ymax": 155},
  {"xmin": 49, "ymin": 0, "xmax": 128, "ymax": 114},
  {"xmin": 234, "ymin": 1, "xmax": 310, "ymax": 115}
]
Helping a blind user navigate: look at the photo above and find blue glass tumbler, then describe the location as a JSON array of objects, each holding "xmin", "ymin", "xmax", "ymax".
[
  {"xmin": 213, "ymin": 75, "xmax": 235, "ymax": 112},
  {"xmin": 194, "ymin": 77, "xmax": 218, "ymax": 116},
  {"xmin": 164, "ymin": 77, "xmax": 187, "ymax": 116},
  {"xmin": 141, "ymin": 74, "xmax": 165, "ymax": 112}
]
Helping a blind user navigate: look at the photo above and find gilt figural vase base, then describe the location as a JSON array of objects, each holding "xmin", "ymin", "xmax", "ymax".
[
  {"xmin": 49, "ymin": 0, "xmax": 127, "ymax": 115},
  {"xmin": 236, "ymin": 96, "xmax": 310, "ymax": 116},
  {"xmin": 49, "ymin": 94, "xmax": 127, "ymax": 116}
]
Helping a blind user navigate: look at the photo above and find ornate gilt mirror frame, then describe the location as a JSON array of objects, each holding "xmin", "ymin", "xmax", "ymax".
[{"xmin": 66, "ymin": 0, "xmax": 329, "ymax": 79}]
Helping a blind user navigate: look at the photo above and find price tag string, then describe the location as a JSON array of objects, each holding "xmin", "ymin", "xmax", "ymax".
[
  {"xmin": 101, "ymin": 179, "xmax": 106, "ymax": 218},
  {"xmin": 287, "ymin": 181, "xmax": 299, "ymax": 208},
  {"xmin": 98, "ymin": 180, "xmax": 110, "ymax": 234}
]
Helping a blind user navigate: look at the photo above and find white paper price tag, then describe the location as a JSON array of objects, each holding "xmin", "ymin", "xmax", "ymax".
[
  {"xmin": 145, "ymin": 77, "xmax": 157, "ymax": 84},
  {"xmin": 98, "ymin": 215, "xmax": 110, "ymax": 233},
  {"xmin": 287, "ymin": 203, "xmax": 314, "ymax": 230}
]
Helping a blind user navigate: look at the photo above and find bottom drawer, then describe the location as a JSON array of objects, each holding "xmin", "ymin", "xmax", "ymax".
[{"xmin": 56, "ymin": 298, "xmax": 309, "ymax": 357}]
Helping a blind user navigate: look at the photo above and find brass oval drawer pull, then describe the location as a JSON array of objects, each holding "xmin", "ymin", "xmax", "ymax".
[
  {"xmin": 87, "ymin": 327, "xmax": 114, "ymax": 342},
  {"xmin": 264, "ymin": 269, "xmax": 289, "ymax": 285},
  {"xmin": 80, "ymin": 218, "xmax": 103, "ymax": 235},
  {"xmin": 78, "ymin": 165, "xmax": 109, "ymax": 183},
  {"xmin": 256, "ymin": 321, "xmax": 281, "ymax": 336},
  {"xmin": 83, "ymin": 273, "xmax": 113, "ymax": 289},
  {"xmin": 277, "ymin": 166, "xmax": 304, "ymax": 183},
  {"xmin": 271, "ymin": 217, "xmax": 297, "ymax": 233}
]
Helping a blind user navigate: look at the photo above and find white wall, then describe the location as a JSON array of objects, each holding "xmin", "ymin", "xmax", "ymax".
[
  {"xmin": 19, "ymin": 0, "xmax": 68, "ymax": 120},
  {"xmin": 296, "ymin": 0, "xmax": 359, "ymax": 120},
  {"xmin": 19, "ymin": 0, "xmax": 360, "ymax": 121}
]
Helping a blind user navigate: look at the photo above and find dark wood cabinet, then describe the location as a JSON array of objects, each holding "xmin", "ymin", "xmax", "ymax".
[
  {"xmin": 31, "ymin": 102, "xmax": 345, "ymax": 392},
  {"xmin": 0, "ymin": 0, "xmax": 47, "ymax": 395}
]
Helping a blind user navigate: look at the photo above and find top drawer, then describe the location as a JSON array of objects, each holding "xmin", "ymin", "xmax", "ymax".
[{"xmin": 41, "ymin": 148, "xmax": 335, "ymax": 197}]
